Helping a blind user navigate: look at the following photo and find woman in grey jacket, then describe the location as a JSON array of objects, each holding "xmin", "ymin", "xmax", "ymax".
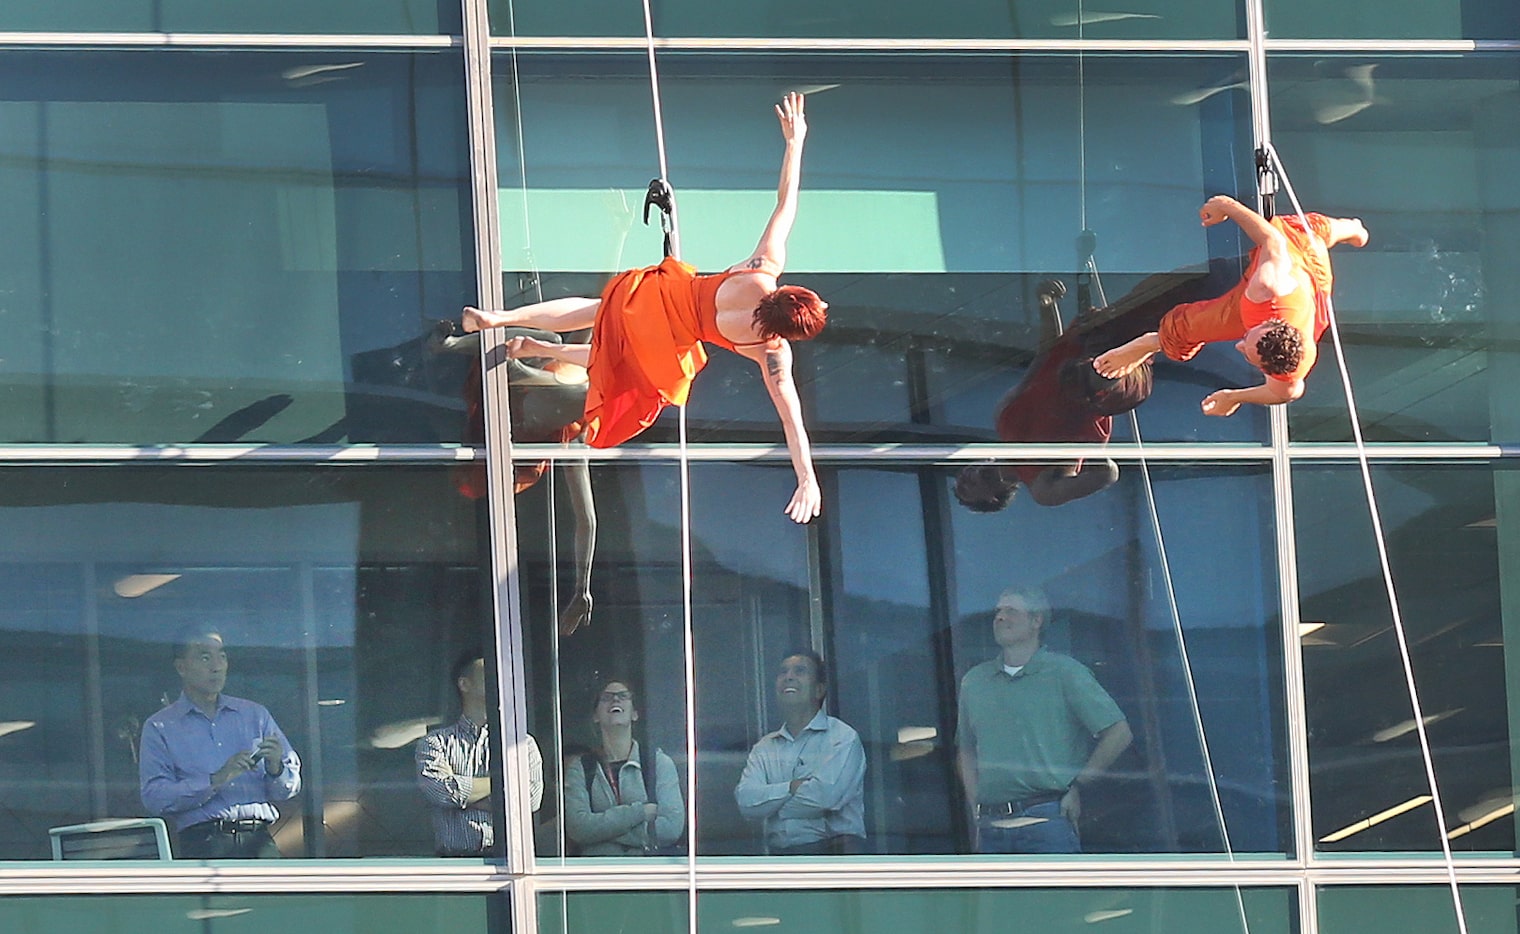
[{"xmin": 563, "ymin": 679, "xmax": 684, "ymax": 856}]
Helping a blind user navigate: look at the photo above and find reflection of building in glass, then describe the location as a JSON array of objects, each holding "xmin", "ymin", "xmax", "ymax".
[{"xmin": 1, "ymin": 1, "xmax": 1518, "ymax": 932}]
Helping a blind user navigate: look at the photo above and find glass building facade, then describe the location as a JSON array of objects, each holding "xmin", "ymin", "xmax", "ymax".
[{"xmin": 1, "ymin": 1, "xmax": 1517, "ymax": 933}]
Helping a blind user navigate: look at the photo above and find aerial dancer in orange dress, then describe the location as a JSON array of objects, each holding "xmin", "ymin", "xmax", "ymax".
[
  {"xmin": 1093, "ymin": 195, "xmax": 1368, "ymax": 416},
  {"xmin": 462, "ymin": 93, "xmax": 826, "ymax": 523}
]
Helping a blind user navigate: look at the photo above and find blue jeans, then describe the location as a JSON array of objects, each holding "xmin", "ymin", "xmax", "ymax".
[{"xmin": 976, "ymin": 800, "xmax": 1080, "ymax": 854}]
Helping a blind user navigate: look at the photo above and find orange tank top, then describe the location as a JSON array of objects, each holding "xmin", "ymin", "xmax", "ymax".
[{"xmin": 690, "ymin": 269, "xmax": 747, "ymax": 352}]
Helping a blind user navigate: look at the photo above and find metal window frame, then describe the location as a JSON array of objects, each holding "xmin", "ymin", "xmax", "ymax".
[{"xmin": 0, "ymin": 0, "xmax": 1517, "ymax": 921}]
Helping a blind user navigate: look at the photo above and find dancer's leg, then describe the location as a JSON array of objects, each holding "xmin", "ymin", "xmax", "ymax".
[{"xmin": 462, "ymin": 296, "xmax": 601, "ymax": 333}]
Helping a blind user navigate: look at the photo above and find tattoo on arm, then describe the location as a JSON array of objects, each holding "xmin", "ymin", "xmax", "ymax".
[
  {"xmin": 765, "ymin": 352, "xmax": 784, "ymax": 379},
  {"xmin": 746, "ymin": 257, "xmax": 765, "ymax": 270}
]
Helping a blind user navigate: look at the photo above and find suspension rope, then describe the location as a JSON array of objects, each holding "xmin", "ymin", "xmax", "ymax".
[
  {"xmin": 1265, "ymin": 142, "xmax": 1468, "ymax": 934},
  {"xmin": 1084, "ymin": 256, "xmax": 1251, "ymax": 934},
  {"xmin": 636, "ymin": 1, "xmax": 698, "ymax": 927},
  {"xmin": 501, "ymin": 0, "xmax": 570, "ymax": 867},
  {"xmin": 1074, "ymin": 20, "xmax": 1245, "ymax": 928},
  {"xmin": 1127, "ymin": 407, "xmax": 1251, "ymax": 934}
]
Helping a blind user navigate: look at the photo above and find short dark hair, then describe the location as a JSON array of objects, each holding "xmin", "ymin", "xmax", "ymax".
[
  {"xmin": 753, "ymin": 286, "xmax": 827, "ymax": 341},
  {"xmin": 451, "ymin": 650, "xmax": 484, "ymax": 694},
  {"xmin": 780, "ymin": 650, "xmax": 828, "ymax": 690},
  {"xmin": 589, "ymin": 676, "xmax": 639, "ymax": 714},
  {"xmin": 954, "ymin": 464, "xmax": 1017, "ymax": 513},
  {"xmin": 1254, "ymin": 318, "xmax": 1306, "ymax": 377},
  {"xmin": 173, "ymin": 625, "xmax": 224, "ymax": 661}
]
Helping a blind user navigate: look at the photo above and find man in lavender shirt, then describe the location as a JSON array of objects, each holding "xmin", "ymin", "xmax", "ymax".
[{"xmin": 139, "ymin": 626, "xmax": 301, "ymax": 858}]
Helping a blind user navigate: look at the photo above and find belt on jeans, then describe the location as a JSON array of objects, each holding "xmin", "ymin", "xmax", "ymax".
[
  {"xmin": 185, "ymin": 819, "xmax": 271, "ymax": 835},
  {"xmin": 977, "ymin": 791, "xmax": 1064, "ymax": 818}
]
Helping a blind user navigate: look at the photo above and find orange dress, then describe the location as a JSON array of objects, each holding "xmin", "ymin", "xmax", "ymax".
[
  {"xmin": 581, "ymin": 256, "xmax": 743, "ymax": 448},
  {"xmin": 1156, "ymin": 213, "xmax": 1334, "ymax": 383}
]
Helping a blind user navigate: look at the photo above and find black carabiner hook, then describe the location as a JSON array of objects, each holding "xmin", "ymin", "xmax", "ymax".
[{"xmin": 642, "ymin": 178, "xmax": 678, "ymax": 258}]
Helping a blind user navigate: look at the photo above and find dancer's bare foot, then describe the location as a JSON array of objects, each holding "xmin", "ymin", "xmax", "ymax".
[
  {"xmin": 461, "ymin": 305, "xmax": 496, "ymax": 333},
  {"xmin": 559, "ymin": 592, "xmax": 592, "ymax": 637},
  {"xmin": 506, "ymin": 335, "xmax": 560, "ymax": 360},
  {"xmin": 1094, "ymin": 336, "xmax": 1157, "ymax": 379}
]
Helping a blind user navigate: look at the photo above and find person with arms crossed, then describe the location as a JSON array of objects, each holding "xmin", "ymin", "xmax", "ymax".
[
  {"xmin": 416, "ymin": 651, "xmax": 544, "ymax": 856},
  {"xmin": 734, "ymin": 650, "xmax": 866, "ymax": 855}
]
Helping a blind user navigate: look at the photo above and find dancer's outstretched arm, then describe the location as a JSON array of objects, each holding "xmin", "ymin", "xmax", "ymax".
[
  {"xmin": 1200, "ymin": 378, "xmax": 1301, "ymax": 417},
  {"xmin": 738, "ymin": 339, "xmax": 821, "ymax": 523},
  {"xmin": 728, "ymin": 92, "xmax": 807, "ymax": 276},
  {"xmin": 558, "ymin": 457, "xmax": 597, "ymax": 636}
]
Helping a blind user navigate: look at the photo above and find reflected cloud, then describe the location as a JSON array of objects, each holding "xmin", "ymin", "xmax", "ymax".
[
  {"xmin": 989, "ymin": 816, "xmax": 1049, "ymax": 829},
  {"xmin": 0, "ymin": 721, "xmax": 36, "ymax": 739},
  {"xmin": 187, "ymin": 909, "xmax": 254, "ymax": 921},
  {"xmin": 279, "ymin": 62, "xmax": 364, "ymax": 85},
  {"xmin": 1170, "ymin": 81, "xmax": 1248, "ymax": 106},
  {"xmin": 1370, "ymin": 708, "xmax": 1462, "ymax": 744},
  {"xmin": 1050, "ymin": 10, "xmax": 1161, "ymax": 26},
  {"xmin": 1312, "ymin": 64, "xmax": 1380, "ymax": 125},
  {"xmin": 368, "ymin": 716, "xmax": 438, "ymax": 750},
  {"xmin": 113, "ymin": 573, "xmax": 181, "ymax": 598}
]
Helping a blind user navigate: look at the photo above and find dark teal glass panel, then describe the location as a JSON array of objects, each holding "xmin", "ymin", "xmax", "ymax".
[
  {"xmin": 540, "ymin": 888, "xmax": 1295, "ymax": 934},
  {"xmin": 1296, "ymin": 461, "xmax": 1516, "ymax": 854},
  {"xmin": 0, "ymin": 49, "xmax": 475, "ymax": 445},
  {"xmin": 1320, "ymin": 886, "xmax": 1515, "ymax": 934},
  {"xmin": 0, "ymin": 2, "xmax": 460, "ymax": 34},
  {"xmin": 520, "ymin": 460, "xmax": 1291, "ymax": 858},
  {"xmin": 1269, "ymin": 54, "xmax": 1520, "ymax": 443},
  {"xmin": 0, "ymin": 894, "xmax": 493, "ymax": 934},
  {"xmin": 1266, "ymin": 0, "xmax": 1518, "ymax": 41},
  {"xmin": 0, "ymin": 466, "xmax": 497, "ymax": 860},
  {"xmin": 493, "ymin": 0, "xmax": 1241, "ymax": 40},
  {"xmin": 494, "ymin": 51, "xmax": 1266, "ymax": 446}
]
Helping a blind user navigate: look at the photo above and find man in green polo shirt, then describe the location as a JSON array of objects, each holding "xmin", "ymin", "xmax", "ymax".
[{"xmin": 956, "ymin": 586, "xmax": 1132, "ymax": 853}]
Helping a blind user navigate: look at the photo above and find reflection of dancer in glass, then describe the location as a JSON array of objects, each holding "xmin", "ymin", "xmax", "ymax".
[
  {"xmin": 463, "ymin": 93, "xmax": 827, "ymax": 523},
  {"xmin": 1094, "ymin": 195, "xmax": 1368, "ymax": 416},
  {"xmin": 955, "ymin": 280, "xmax": 1154, "ymax": 511},
  {"xmin": 441, "ymin": 326, "xmax": 596, "ymax": 636}
]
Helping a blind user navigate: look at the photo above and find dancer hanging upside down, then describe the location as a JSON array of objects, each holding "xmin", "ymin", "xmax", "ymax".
[
  {"xmin": 462, "ymin": 92, "xmax": 827, "ymax": 523},
  {"xmin": 1093, "ymin": 195, "xmax": 1368, "ymax": 416},
  {"xmin": 956, "ymin": 269, "xmax": 1185, "ymax": 513}
]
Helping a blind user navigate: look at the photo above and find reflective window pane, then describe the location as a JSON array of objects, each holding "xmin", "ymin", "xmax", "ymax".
[
  {"xmin": 1269, "ymin": 54, "xmax": 1520, "ymax": 444},
  {"xmin": 0, "ymin": 466, "xmax": 505, "ymax": 860},
  {"xmin": 493, "ymin": 0, "xmax": 1242, "ymax": 40},
  {"xmin": 1266, "ymin": 0, "xmax": 1518, "ymax": 40},
  {"xmin": 494, "ymin": 51, "xmax": 1265, "ymax": 445},
  {"xmin": 520, "ymin": 459, "xmax": 1291, "ymax": 858},
  {"xmin": 1297, "ymin": 462, "xmax": 1514, "ymax": 854},
  {"xmin": 1, "ymin": 894, "xmax": 494, "ymax": 933},
  {"xmin": 0, "ymin": 2, "xmax": 460, "ymax": 34},
  {"xmin": 0, "ymin": 50, "xmax": 475, "ymax": 445},
  {"xmin": 541, "ymin": 888, "xmax": 1294, "ymax": 934},
  {"xmin": 1320, "ymin": 886, "xmax": 1515, "ymax": 934}
]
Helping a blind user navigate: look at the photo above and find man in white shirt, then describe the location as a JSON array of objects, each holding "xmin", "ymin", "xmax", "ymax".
[{"xmin": 734, "ymin": 651, "xmax": 866, "ymax": 855}]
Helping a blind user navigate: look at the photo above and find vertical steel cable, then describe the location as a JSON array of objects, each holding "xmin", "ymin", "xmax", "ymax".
[
  {"xmin": 1267, "ymin": 142, "xmax": 1468, "ymax": 934},
  {"xmin": 636, "ymin": 2, "xmax": 698, "ymax": 929}
]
